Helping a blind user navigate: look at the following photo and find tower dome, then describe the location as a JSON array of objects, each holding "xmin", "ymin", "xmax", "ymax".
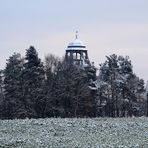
[
  {"xmin": 67, "ymin": 38, "xmax": 86, "ymax": 50},
  {"xmin": 66, "ymin": 32, "xmax": 87, "ymax": 51}
]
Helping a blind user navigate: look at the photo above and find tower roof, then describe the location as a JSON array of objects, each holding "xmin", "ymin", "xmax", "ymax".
[
  {"xmin": 66, "ymin": 32, "xmax": 87, "ymax": 51},
  {"xmin": 68, "ymin": 38, "xmax": 86, "ymax": 47}
]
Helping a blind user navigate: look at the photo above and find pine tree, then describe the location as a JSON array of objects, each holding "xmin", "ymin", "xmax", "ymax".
[
  {"xmin": 22, "ymin": 46, "xmax": 45, "ymax": 118},
  {"xmin": 3, "ymin": 53, "xmax": 23, "ymax": 118},
  {"xmin": 97, "ymin": 54, "xmax": 145, "ymax": 117}
]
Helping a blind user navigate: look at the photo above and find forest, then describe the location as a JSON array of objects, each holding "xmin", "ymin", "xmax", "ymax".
[{"xmin": 0, "ymin": 46, "xmax": 147, "ymax": 119}]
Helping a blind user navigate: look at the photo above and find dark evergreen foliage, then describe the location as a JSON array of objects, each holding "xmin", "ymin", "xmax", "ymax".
[
  {"xmin": 3, "ymin": 53, "xmax": 24, "ymax": 118},
  {"xmin": 0, "ymin": 49, "xmax": 146, "ymax": 119},
  {"xmin": 54, "ymin": 62, "xmax": 96, "ymax": 117},
  {"xmin": 21, "ymin": 46, "xmax": 45, "ymax": 118}
]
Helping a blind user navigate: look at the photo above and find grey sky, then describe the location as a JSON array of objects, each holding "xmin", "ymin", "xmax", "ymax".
[{"xmin": 0, "ymin": 0, "xmax": 148, "ymax": 81}]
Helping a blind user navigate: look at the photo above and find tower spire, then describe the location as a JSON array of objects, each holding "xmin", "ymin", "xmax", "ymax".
[{"xmin": 76, "ymin": 30, "xmax": 78, "ymax": 39}]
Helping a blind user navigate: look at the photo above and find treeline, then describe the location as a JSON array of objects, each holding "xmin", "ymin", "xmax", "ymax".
[{"xmin": 0, "ymin": 46, "xmax": 147, "ymax": 119}]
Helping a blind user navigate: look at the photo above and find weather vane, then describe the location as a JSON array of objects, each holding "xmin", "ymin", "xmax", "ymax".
[{"xmin": 76, "ymin": 30, "xmax": 78, "ymax": 39}]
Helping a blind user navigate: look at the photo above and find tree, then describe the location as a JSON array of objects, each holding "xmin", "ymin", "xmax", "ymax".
[
  {"xmin": 44, "ymin": 54, "xmax": 60, "ymax": 117},
  {"xmin": 97, "ymin": 54, "xmax": 145, "ymax": 117},
  {"xmin": 0, "ymin": 70, "xmax": 4, "ymax": 118},
  {"xmin": 0, "ymin": 70, "xmax": 4, "ymax": 94},
  {"xmin": 51, "ymin": 62, "xmax": 96, "ymax": 117},
  {"xmin": 3, "ymin": 53, "xmax": 24, "ymax": 118},
  {"xmin": 44, "ymin": 54, "xmax": 60, "ymax": 74},
  {"xmin": 22, "ymin": 46, "xmax": 45, "ymax": 118}
]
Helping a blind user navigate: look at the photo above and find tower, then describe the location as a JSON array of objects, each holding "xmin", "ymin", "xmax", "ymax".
[{"xmin": 65, "ymin": 32, "xmax": 90, "ymax": 67}]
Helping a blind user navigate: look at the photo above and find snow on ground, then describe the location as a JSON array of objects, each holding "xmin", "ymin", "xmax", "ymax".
[{"xmin": 0, "ymin": 117, "xmax": 148, "ymax": 148}]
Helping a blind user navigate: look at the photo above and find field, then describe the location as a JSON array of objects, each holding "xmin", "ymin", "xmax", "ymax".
[{"xmin": 0, "ymin": 117, "xmax": 148, "ymax": 148}]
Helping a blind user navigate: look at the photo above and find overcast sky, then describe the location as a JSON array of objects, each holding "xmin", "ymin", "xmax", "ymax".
[{"xmin": 0, "ymin": 0, "xmax": 148, "ymax": 82}]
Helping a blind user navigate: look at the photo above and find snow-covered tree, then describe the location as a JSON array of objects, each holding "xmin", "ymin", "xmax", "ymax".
[
  {"xmin": 0, "ymin": 70, "xmax": 4, "ymax": 118},
  {"xmin": 43, "ymin": 54, "xmax": 60, "ymax": 117},
  {"xmin": 0, "ymin": 70, "xmax": 4, "ymax": 94},
  {"xmin": 22, "ymin": 46, "xmax": 45, "ymax": 118},
  {"xmin": 49, "ymin": 61, "xmax": 96, "ymax": 117},
  {"xmin": 97, "ymin": 54, "xmax": 145, "ymax": 117},
  {"xmin": 3, "ymin": 53, "xmax": 24, "ymax": 118}
]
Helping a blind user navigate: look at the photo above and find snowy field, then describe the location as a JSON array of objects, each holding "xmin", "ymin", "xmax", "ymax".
[{"xmin": 0, "ymin": 117, "xmax": 148, "ymax": 148}]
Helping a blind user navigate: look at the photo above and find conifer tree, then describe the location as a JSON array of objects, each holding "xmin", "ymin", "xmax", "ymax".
[
  {"xmin": 98, "ymin": 54, "xmax": 145, "ymax": 117},
  {"xmin": 22, "ymin": 46, "xmax": 45, "ymax": 118},
  {"xmin": 3, "ymin": 53, "xmax": 23, "ymax": 118}
]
